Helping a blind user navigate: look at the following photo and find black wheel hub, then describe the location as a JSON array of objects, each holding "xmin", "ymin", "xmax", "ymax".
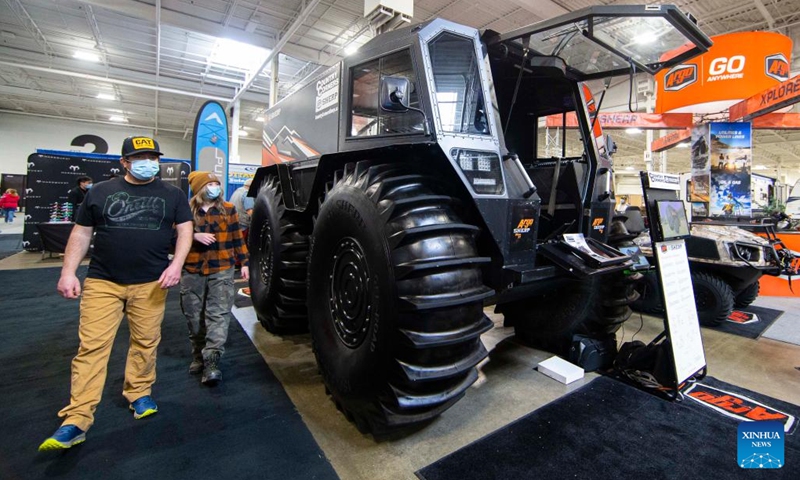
[
  {"xmin": 329, "ymin": 237, "xmax": 371, "ymax": 348},
  {"xmin": 257, "ymin": 221, "xmax": 274, "ymax": 291},
  {"xmin": 695, "ymin": 288, "xmax": 713, "ymax": 309}
]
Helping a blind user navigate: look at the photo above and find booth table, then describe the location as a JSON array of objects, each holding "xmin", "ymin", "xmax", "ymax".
[{"xmin": 36, "ymin": 222, "xmax": 74, "ymax": 258}]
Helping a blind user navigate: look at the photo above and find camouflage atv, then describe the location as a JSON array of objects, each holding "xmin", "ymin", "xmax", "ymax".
[{"xmin": 631, "ymin": 222, "xmax": 796, "ymax": 326}]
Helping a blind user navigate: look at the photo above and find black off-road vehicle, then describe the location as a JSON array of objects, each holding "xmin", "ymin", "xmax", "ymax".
[{"xmin": 247, "ymin": 5, "xmax": 711, "ymax": 433}]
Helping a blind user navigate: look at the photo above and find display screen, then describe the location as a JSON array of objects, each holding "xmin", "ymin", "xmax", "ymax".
[{"xmin": 656, "ymin": 200, "xmax": 690, "ymax": 240}]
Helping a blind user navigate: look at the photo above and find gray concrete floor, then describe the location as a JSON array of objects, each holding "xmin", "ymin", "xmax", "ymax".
[{"xmin": 233, "ymin": 295, "xmax": 800, "ymax": 480}]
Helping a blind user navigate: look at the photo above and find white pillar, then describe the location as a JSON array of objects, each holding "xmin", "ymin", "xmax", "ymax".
[
  {"xmin": 230, "ymin": 99, "xmax": 241, "ymax": 164},
  {"xmin": 270, "ymin": 56, "xmax": 279, "ymax": 108}
]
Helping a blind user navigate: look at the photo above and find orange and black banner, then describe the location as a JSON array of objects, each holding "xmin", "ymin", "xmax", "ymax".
[
  {"xmin": 652, "ymin": 128, "xmax": 692, "ymax": 152},
  {"xmin": 752, "ymin": 112, "xmax": 800, "ymax": 129},
  {"xmin": 656, "ymin": 31, "xmax": 792, "ymax": 113},
  {"xmin": 545, "ymin": 112, "xmax": 692, "ymax": 129},
  {"xmin": 729, "ymin": 75, "xmax": 800, "ymax": 121}
]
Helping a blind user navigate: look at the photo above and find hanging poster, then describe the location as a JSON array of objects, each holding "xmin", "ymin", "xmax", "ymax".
[
  {"xmin": 709, "ymin": 122, "xmax": 752, "ymax": 216},
  {"xmin": 192, "ymin": 101, "xmax": 229, "ymax": 193},
  {"xmin": 690, "ymin": 124, "xmax": 710, "ymax": 203}
]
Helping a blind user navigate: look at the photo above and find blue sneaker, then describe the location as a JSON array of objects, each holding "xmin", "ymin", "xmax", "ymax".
[
  {"xmin": 38, "ymin": 425, "xmax": 86, "ymax": 451},
  {"xmin": 129, "ymin": 395, "xmax": 158, "ymax": 419}
]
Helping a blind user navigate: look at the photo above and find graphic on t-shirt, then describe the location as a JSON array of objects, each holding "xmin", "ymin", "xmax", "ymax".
[{"xmin": 103, "ymin": 191, "xmax": 166, "ymax": 230}]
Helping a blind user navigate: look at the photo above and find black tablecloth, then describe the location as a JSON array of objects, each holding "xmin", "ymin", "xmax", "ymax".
[{"xmin": 36, "ymin": 222, "xmax": 74, "ymax": 254}]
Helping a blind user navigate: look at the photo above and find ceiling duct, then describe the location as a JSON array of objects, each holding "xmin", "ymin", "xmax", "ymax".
[{"xmin": 365, "ymin": 0, "xmax": 412, "ymax": 33}]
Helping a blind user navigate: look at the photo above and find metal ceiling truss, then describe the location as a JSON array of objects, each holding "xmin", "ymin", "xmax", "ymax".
[{"xmin": 0, "ymin": 0, "xmax": 798, "ymax": 177}]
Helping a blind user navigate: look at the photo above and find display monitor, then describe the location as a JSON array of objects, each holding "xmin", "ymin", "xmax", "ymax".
[{"xmin": 655, "ymin": 200, "xmax": 691, "ymax": 240}]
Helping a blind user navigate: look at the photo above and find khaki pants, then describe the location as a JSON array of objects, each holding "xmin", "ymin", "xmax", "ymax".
[{"xmin": 58, "ymin": 278, "xmax": 168, "ymax": 431}]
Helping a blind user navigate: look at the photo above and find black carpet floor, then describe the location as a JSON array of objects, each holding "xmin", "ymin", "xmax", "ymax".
[
  {"xmin": 0, "ymin": 233, "xmax": 22, "ymax": 260},
  {"xmin": 705, "ymin": 306, "xmax": 784, "ymax": 339},
  {"xmin": 0, "ymin": 267, "xmax": 338, "ymax": 480},
  {"xmin": 417, "ymin": 375, "xmax": 800, "ymax": 480}
]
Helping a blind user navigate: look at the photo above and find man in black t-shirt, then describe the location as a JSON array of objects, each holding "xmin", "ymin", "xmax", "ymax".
[{"xmin": 39, "ymin": 136, "xmax": 194, "ymax": 451}]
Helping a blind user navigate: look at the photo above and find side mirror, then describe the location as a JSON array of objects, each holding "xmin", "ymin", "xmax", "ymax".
[
  {"xmin": 380, "ymin": 76, "xmax": 410, "ymax": 112},
  {"xmin": 605, "ymin": 134, "xmax": 617, "ymax": 156}
]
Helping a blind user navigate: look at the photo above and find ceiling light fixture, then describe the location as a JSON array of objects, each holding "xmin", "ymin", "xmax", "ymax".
[
  {"xmin": 238, "ymin": 129, "xmax": 248, "ymax": 137},
  {"xmin": 344, "ymin": 44, "xmax": 359, "ymax": 56},
  {"xmin": 753, "ymin": 165, "xmax": 768, "ymax": 170},
  {"xmin": 74, "ymin": 51, "xmax": 100, "ymax": 62},
  {"xmin": 208, "ymin": 38, "xmax": 269, "ymax": 72},
  {"xmin": 96, "ymin": 93, "xmax": 116, "ymax": 101},
  {"xmin": 633, "ymin": 32, "xmax": 657, "ymax": 44},
  {"xmin": 677, "ymin": 142, "xmax": 690, "ymax": 148},
  {"xmin": 625, "ymin": 127, "xmax": 643, "ymax": 134},
  {"xmin": 109, "ymin": 115, "xmax": 127, "ymax": 122},
  {"xmin": 255, "ymin": 116, "xmax": 265, "ymax": 122}
]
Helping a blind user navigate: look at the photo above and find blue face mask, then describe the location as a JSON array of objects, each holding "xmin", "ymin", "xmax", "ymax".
[
  {"xmin": 85, "ymin": 183, "xmax": 92, "ymax": 190},
  {"xmin": 205, "ymin": 185, "xmax": 221, "ymax": 199},
  {"xmin": 129, "ymin": 160, "xmax": 160, "ymax": 181}
]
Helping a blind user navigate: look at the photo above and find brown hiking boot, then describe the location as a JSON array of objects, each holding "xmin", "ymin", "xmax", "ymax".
[{"xmin": 189, "ymin": 348, "xmax": 203, "ymax": 374}]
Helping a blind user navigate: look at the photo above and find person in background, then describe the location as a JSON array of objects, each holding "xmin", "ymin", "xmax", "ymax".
[
  {"xmin": 228, "ymin": 178, "xmax": 255, "ymax": 240},
  {"xmin": 182, "ymin": 171, "xmax": 249, "ymax": 386},
  {"xmin": 0, "ymin": 188, "xmax": 20, "ymax": 223},
  {"xmin": 39, "ymin": 136, "xmax": 194, "ymax": 451},
  {"xmin": 67, "ymin": 176, "xmax": 93, "ymax": 220}
]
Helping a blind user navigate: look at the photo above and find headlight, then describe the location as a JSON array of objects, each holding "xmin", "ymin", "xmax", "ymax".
[
  {"xmin": 452, "ymin": 149, "xmax": 504, "ymax": 195},
  {"xmin": 729, "ymin": 243, "xmax": 760, "ymax": 262}
]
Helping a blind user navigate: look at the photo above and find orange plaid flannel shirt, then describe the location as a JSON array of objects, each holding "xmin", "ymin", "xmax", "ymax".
[{"xmin": 184, "ymin": 201, "xmax": 248, "ymax": 275}]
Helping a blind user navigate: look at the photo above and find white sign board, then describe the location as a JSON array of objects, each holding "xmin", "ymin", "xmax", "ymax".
[
  {"xmin": 647, "ymin": 172, "xmax": 681, "ymax": 191},
  {"xmin": 655, "ymin": 240, "xmax": 706, "ymax": 384}
]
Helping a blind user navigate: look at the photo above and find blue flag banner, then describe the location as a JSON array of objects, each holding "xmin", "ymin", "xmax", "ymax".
[{"xmin": 192, "ymin": 101, "xmax": 229, "ymax": 193}]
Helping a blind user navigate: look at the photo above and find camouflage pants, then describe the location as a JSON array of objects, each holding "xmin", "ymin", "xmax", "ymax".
[{"xmin": 180, "ymin": 268, "xmax": 235, "ymax": 359}]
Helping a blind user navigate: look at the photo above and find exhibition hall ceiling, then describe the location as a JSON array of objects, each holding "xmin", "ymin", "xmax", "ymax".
[{"xmin": 1, "ymin": 0, "xmax": 800, "ymax": 177}]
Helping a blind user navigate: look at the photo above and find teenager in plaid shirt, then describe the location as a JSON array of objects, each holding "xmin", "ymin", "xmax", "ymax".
[{"xmin": 182, "ymin": 171, "xmax": 249, "ymax": 385}]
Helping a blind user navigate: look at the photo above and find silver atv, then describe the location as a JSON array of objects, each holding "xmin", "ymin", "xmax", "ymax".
[{"xmin": 631, "ymin": 222, "xmax": 796, "ymax": 326}]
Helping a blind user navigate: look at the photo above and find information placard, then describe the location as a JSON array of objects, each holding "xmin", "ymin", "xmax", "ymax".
[{"xmin": 655, "ymin": 240, "xmax": 706, "ymax": 383}]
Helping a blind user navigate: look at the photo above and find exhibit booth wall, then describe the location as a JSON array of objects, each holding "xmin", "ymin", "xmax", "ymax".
[
  {"xmin": 23, "ymin": 150, "xmax": 191, "ymax": 252},
  {"xmin": 0, "ymin": 114, "xmax": 263, "ymax": 175}
]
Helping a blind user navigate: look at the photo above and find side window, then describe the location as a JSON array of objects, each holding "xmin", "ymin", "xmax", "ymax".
[
  {"xmin": 351, "ymin": 59, "xmax": 380, "ymax": 137},
  {"xmin": 349, "ymin": 50, "xmax": 424, "ymax": 137}
]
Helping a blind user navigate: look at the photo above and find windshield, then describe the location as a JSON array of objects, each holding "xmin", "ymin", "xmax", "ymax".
[
  {"xmin": 525, "ymin": 16, "xmax": 693, "ymax": 75},
  {"xmin": 488, "ymin": 5, "xmax": 712, "ymax": 81},
  {"xmin": 428, "ymin": 32, "xmax": 490, "ymax": 135}
]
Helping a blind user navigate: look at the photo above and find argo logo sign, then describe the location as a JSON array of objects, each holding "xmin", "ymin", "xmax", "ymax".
[
  {"xmin": 656, "ymin": 31, "xmax": 792, "ymax": 113},
  {"xmin": 765, "ymin": 53, "xmax": 790, "ymax": 82},
  {"xmin": 664, "ymin": 64, "xmax": 697, "ymax": 91}
]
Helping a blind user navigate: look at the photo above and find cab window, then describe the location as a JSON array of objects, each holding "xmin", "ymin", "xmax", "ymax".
[{"xmin": 349, "ymin": 49, "xmax": 425, "ymax": 137}]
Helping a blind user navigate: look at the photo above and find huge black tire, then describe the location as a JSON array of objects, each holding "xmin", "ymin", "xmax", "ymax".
[
  {"xmin": 248, "ymin": 177, "xmax": 310, "ymax": 333},
  {"xmin": 631, "ymin": 270, "xmax": 665, "ymax": 314},
  {"xmin": 692, "ymin": 271, "xmax": 734, "ymax": 326},
  {"xmin": 580, "ymin": 224, "xmax": 642, "ymax": 337},
  {"xmin": 307, "ymin": 162, "xmax": 493, "ymax": 433},
  {"xmin": 734, "ymin": 280, "xmax": 760, "ymax": 309},
  {"xmin": 499, "ymin": 278, "xmax": 596, "ymax": 354},
  {"xmin": 500, "ymin": 219, "xmax": 640, "ymax": 355}
]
